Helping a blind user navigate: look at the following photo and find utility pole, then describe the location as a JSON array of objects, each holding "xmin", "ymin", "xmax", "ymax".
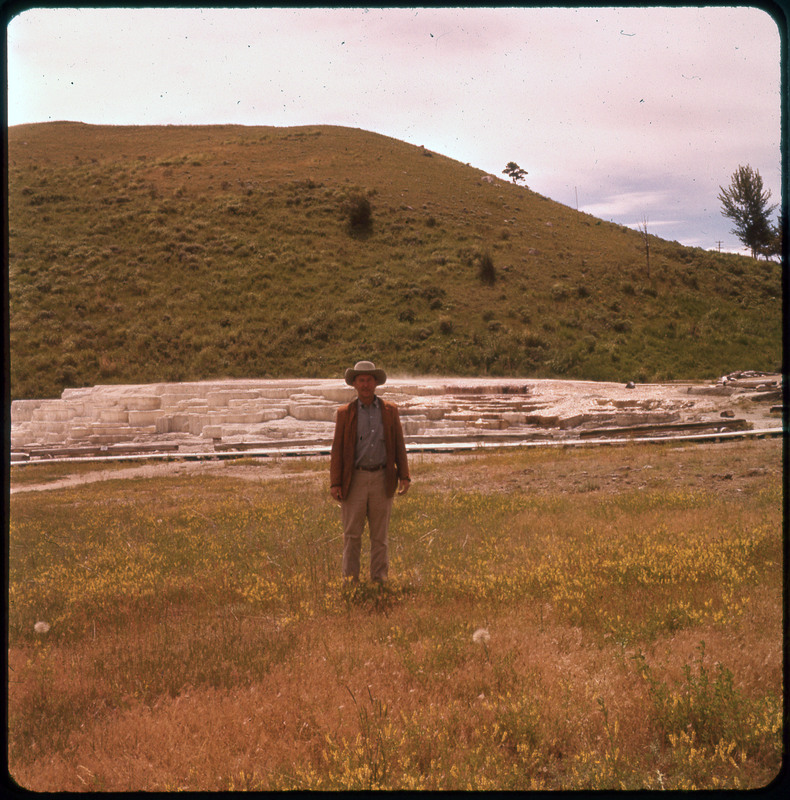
[
  {"xmin": 716, "ymin": 241, "xmax": 723, "ymax": 252},
  {"xmin": 638, "ymin": 214, "xmax": 650, "ymax": 279}
]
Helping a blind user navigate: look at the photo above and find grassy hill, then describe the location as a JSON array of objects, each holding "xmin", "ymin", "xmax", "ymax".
[{"xmin": 7, "ymin": 121, "xmax": 782, "ymax": 401}]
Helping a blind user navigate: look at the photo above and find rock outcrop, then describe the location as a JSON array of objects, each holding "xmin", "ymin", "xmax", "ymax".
[{"xmin": 10, "ymin": 373, "xmax": 782, "ymax": 461}]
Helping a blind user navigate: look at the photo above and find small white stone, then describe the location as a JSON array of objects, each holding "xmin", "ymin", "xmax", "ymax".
[{"xmin": 34, "ymin": 621, "xmax": 50, "ymax": 634}]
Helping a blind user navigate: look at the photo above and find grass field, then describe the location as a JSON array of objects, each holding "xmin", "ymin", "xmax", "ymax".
[{"xmin": 8, "ymin": 438, "xmax": 783, "ymax": 791}]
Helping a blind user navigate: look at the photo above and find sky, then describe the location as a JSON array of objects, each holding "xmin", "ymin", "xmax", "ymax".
[{"xmin": 6, "ymin": 5, "xmax": 783, "ymax": 254}]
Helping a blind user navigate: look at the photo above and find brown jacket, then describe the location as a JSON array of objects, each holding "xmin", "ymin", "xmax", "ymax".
[{"xmin": 330, "ymin": 397, "xmax": 410, "ymax": 499}]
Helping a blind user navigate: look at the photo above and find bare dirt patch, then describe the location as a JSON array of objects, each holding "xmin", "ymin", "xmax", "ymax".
[
  {"xmin": 11, "ymin": 437, "xmax": 781, "ymax": 499},
  {"xmin": 9, "ymin": 457, "xmax": 325, "ymax": 494},
  {"xmin": 410, "ymin": 437, "xmax": 782, "ymax": 497}
]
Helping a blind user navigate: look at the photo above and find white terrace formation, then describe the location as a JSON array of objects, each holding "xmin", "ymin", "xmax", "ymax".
[{"xmin": 10, "ymin": 374, "xmax": 782, "ymax": 461}]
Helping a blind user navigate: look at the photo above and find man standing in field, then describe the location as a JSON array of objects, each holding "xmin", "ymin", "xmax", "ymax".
[{"xmin": 330, "ymin": 361, "xmax": 411, "ymax": 583}]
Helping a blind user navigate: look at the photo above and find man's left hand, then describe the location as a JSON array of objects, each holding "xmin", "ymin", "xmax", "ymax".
[{"xmin": 398, "ymin": 479, "xmax": 410, "ymax": 496}]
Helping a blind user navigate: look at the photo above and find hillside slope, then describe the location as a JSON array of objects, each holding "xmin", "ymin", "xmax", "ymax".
[{"xmin": 7, "ymin": 122, "xmax": 782, "ymax": 400}]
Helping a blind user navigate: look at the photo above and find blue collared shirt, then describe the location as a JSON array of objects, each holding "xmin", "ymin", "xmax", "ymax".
[{"xmin": 354, "ymin": 397, "xmax": 387, "ymax": 468}]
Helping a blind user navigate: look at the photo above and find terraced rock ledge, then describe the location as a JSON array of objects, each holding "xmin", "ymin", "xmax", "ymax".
[{"xmin": 10, "ymin": 372, "xmax": 783, "ymax": 462}]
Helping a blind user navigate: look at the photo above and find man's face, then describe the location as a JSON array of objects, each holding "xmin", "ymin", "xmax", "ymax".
[{"xmin": 353, "ymin": 374, "xmax": 377, "ymax": 404}]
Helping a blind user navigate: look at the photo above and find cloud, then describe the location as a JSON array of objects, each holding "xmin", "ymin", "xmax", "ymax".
[{"xmin": 581, "ymin": 191, "xmax": 673, "ymax": 221}]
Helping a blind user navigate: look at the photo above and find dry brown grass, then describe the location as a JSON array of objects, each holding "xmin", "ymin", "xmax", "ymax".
[{"xmin": 11, "ymin": 603, "xmax": 782, "ymax": 791}]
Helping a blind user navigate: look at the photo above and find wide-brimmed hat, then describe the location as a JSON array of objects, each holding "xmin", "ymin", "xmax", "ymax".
[{"xmin": 345, "ymin": 360, "xmax": 387, "ymax": 386}]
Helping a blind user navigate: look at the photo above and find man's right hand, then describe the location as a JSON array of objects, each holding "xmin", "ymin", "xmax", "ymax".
[{"xmin": 330, "ymin": 486, "xmax": 343, "ymax": 502}]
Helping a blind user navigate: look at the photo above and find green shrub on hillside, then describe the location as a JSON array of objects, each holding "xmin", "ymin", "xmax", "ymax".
[
  {"xmin": 478, "ymin": 252, "xmax": 496, "ymax": 286},
  {"xmin": 342, "ymin": 193, "xmax": 373, "ymax": 233}
]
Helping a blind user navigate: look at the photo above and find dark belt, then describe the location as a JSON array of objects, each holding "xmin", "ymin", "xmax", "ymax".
[{"xmin": 356, "ymin": 464, "xmax": 386, "ymax": 471}]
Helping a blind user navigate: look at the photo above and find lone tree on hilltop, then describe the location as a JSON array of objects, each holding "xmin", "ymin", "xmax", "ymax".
[
  {"xmin": 503, "ymin": 162, "xmax": 528, "ymax": 185},
  {"xmin": 718, "ymin": 164, "xmax": 777, "ymax": 259}
]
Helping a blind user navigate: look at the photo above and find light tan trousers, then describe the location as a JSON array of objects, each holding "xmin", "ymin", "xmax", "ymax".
[{"xmin": 341, "ymin": 469, "xmax": 393, "ymax": 582}]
